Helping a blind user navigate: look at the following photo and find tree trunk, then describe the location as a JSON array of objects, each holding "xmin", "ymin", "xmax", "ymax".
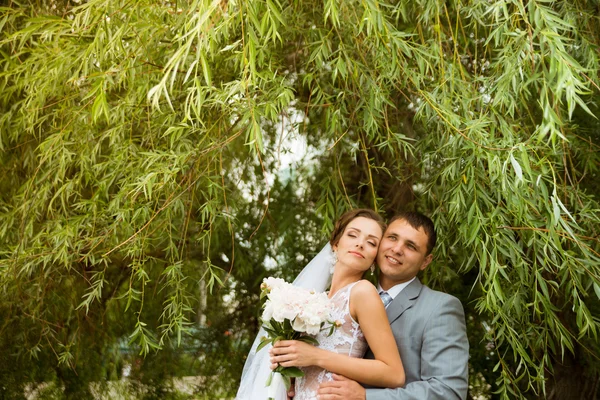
[{"xmin": 547, "ymin": 352, "xmax": 600, "ymax": 400}]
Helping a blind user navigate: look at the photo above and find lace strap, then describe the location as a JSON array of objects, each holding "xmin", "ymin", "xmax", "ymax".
[{"xmin": 344, "ymin": 280, "xmax": 363, "ymax": 324}]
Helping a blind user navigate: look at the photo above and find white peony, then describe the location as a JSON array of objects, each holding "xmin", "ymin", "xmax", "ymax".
[
  {"xmin": 258, "ymin": 276, "xmax": 337, "ymax": 396},
  {"xmin": 260, "ymin": 276, "xmax": 333, "ymax": 335},
  {"xmin": 262, "ymin": 277, "xmax": 287, "ymax": 291},
  {"xmin": 292, "ymin": 317, "xmax": 307, "ymax": 333}
]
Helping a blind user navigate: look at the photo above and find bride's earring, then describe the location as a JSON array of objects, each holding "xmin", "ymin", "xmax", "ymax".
[
  {"xmin": 370, "ymin": 264, "xmax": 375, "ymax": 274},
  {"xmin": 330, "ymin": 251, "xmax": 338, "ymax": 274}
]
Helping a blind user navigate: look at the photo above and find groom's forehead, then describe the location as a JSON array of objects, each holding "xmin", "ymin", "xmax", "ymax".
[
  {"xmin": 385, "ymin": 219, "xmax": 407, "ymax": 233},
  {"xmin": 385, "ymin": 219, "xmax": 426, "ymax": 238}
]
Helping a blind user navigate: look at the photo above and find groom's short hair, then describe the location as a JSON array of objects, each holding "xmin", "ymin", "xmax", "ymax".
[{"xmin": 389, "ymin": 212, "xmax": 436, "ymax": 255}]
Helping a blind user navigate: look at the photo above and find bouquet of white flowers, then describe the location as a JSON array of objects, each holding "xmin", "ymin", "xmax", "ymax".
[{"xmin": 257, "ymin": 277, "xmax": 337, "ymax": 399}]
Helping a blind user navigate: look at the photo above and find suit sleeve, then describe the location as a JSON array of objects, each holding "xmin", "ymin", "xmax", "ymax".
[{"xmin": 365, "ymin": 295, "xmax": 469, "ymax": 400}]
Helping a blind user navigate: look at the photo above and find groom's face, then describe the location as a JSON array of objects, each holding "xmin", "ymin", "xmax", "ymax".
[{"xmin": 377, "ymin": 219, "xmax": 433, "ymax": 290}]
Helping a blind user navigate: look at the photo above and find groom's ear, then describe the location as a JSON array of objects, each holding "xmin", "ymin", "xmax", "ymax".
[{"xmin": 420, "ymin": 254, "xmax": 433, "ymax": 271}]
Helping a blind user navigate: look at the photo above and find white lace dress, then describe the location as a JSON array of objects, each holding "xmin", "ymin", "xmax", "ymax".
[{"xmin": 294, "ymin": 281, "xmax": 368, "ymax": 400}]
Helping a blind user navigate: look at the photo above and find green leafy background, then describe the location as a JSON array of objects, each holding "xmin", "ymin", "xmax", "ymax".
[{"xmin": 1, "ymin": 0, "xmax": 599, "ymax": 398}]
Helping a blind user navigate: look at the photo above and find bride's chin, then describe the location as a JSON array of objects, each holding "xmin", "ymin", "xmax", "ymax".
[
  {"xmin": 335, "ymin": 261, "xmax": 370, "ymax": 273},
  {"xmin": 350, "ymin": 262, "xmax": 372, "ymax": 272}
]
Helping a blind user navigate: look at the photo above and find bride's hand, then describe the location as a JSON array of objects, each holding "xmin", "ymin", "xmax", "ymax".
[{"xmin": 269, "ymin": 340, "xmax": 322, "ymax": 368}]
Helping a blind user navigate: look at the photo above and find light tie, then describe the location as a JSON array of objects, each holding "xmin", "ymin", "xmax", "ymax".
[{"xmin": 379, "ymin": 291, "xmax": 393, "ymax": 308}]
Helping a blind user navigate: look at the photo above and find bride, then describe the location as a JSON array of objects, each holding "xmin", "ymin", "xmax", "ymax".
[{"xmin": 236, "ymin": 209, "xmax": 405, "ymax": 399}]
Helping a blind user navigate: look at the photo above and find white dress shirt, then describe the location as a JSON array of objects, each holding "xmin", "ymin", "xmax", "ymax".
[{"xmin": 378, "ymin": 276, "xmax": 416, "ymax": 301}]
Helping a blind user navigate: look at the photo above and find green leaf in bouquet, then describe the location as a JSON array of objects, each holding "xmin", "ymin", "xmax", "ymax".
[
  {"xmin": 328, "ymin": 324, "xmax": 336, "ymax": 336},
  {"xmin": 281, "ymin": 374, "xmax": 292, "ymax": 390},
  {"xmin": 283, "ymin": 318, "xmax": 294, "ymax": 332},
  {"xmin": 274, "ymin": 335, "xmax": 286, "ymax": 344},
  {"xmin": 272, "ymin": 320, "xmax": 283, "ymax": 332},
  {"xmin": 256, "ymin": 336, "xmax": 272, "ymax": 352},
  {"xmin": 265, "ymin": 371, "xmax": 273, "ymax": 386},
  {"xmin": 297, "ymin": 336, "xmax": 319, "ymax": 346},
  {"xmin": 282, "ymin": 366, "xmax": 305, "ymax": 378},
  {"xmin": 262, "ymin": 325, "xmax": 277, "ymax": 336}
]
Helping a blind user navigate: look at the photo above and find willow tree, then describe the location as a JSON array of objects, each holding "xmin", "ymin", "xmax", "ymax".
[{"xmin": 1, "ymin": 0, "xmax": 600, "ymax": 398}]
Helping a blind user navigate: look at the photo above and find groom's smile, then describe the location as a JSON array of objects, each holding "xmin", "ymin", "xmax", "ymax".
[{"xmin": 385, "ymin": 255, "xmax": 402, "ymax": 265}]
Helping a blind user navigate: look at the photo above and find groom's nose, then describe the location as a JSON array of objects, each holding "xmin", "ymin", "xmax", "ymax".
[{"xmin": 390, "ymin": 242, "xmax": 403, "ymax": 255}]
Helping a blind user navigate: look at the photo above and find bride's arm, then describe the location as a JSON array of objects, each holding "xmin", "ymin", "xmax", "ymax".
[{"xmin": 270, "ymin": 280, "xmax": 405, "ymax": 388}]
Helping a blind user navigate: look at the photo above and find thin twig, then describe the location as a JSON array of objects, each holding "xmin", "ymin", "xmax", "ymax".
[{"xmin": 249, "ymin": 145, "xmax": 270, "ymax": 240}]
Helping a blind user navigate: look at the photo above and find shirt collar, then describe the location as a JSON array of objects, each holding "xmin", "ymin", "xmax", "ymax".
[{"xmin": 378, "ymin": 277, "xmax": 416, "ymax": 300}]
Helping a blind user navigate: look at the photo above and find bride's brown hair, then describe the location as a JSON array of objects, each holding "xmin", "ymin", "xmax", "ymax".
[{"xmin": 329, "ymin": 209, "xmax": 385, "ymax": 247}]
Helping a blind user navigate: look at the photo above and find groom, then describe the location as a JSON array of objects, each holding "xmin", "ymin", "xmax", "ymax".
[{"xmin": 318, "ymin": 211, "xmax": 469, "ymax": 400}]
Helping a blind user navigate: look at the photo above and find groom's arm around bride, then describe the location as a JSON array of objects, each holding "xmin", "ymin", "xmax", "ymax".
[{"xmin": 319, "ymin": 212, "xmax": 469, "ymax": 400}]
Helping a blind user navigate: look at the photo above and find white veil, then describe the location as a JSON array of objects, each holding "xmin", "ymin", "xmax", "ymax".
[{"xmin": 235, "ymin": 243, "xmax": 335, "ymax": 400}]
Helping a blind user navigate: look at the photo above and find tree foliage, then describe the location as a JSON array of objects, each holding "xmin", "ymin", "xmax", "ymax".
[{"xmin": 1, "ymin": 0, "xmax": 600, "ymax": 398}]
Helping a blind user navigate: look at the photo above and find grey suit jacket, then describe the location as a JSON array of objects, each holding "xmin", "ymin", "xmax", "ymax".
[{"xmin": 364, "ymin": 278, "xmax": 469, "ymax": 400}]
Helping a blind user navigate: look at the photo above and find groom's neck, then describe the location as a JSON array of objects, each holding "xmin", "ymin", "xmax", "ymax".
[{"xmin": 378, "ymin": 274, "xmax": 416, "ymax": 291}]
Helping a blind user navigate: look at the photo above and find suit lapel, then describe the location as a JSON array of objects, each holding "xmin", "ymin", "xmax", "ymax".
[{"xmin": 386, "ymin": 278, "xmax": 423, "ymax": 324}]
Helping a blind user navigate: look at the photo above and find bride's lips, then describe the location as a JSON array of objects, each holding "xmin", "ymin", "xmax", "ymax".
[{"xmin": 348, "ymin": 251, "xmax": 365, "ymax": 259}]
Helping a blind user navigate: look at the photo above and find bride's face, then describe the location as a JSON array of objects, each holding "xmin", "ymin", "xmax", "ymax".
[{"xmin": 332, "ymin": 217, "xmax": 382, "ymax": 272}]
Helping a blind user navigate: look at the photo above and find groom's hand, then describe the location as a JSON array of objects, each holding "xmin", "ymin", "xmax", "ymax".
[{"xmin": 318, "ymin": 374, "xmax": 365, "ymax": 400}]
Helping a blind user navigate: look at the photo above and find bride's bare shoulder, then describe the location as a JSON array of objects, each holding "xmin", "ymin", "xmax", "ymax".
[{"xmin": 350, "ymin": 280, "xmax": 379, "ymax": 299}]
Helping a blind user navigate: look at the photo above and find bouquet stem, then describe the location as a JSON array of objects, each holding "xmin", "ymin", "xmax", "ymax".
[{"xmin": 267, "ymin": 371, "xmax": 285, "ymax": 400}]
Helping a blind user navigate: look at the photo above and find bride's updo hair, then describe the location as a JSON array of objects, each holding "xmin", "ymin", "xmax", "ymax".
[{"xmin": 329, "ymin": 209, "xmax": 385, "ymax": 247}]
